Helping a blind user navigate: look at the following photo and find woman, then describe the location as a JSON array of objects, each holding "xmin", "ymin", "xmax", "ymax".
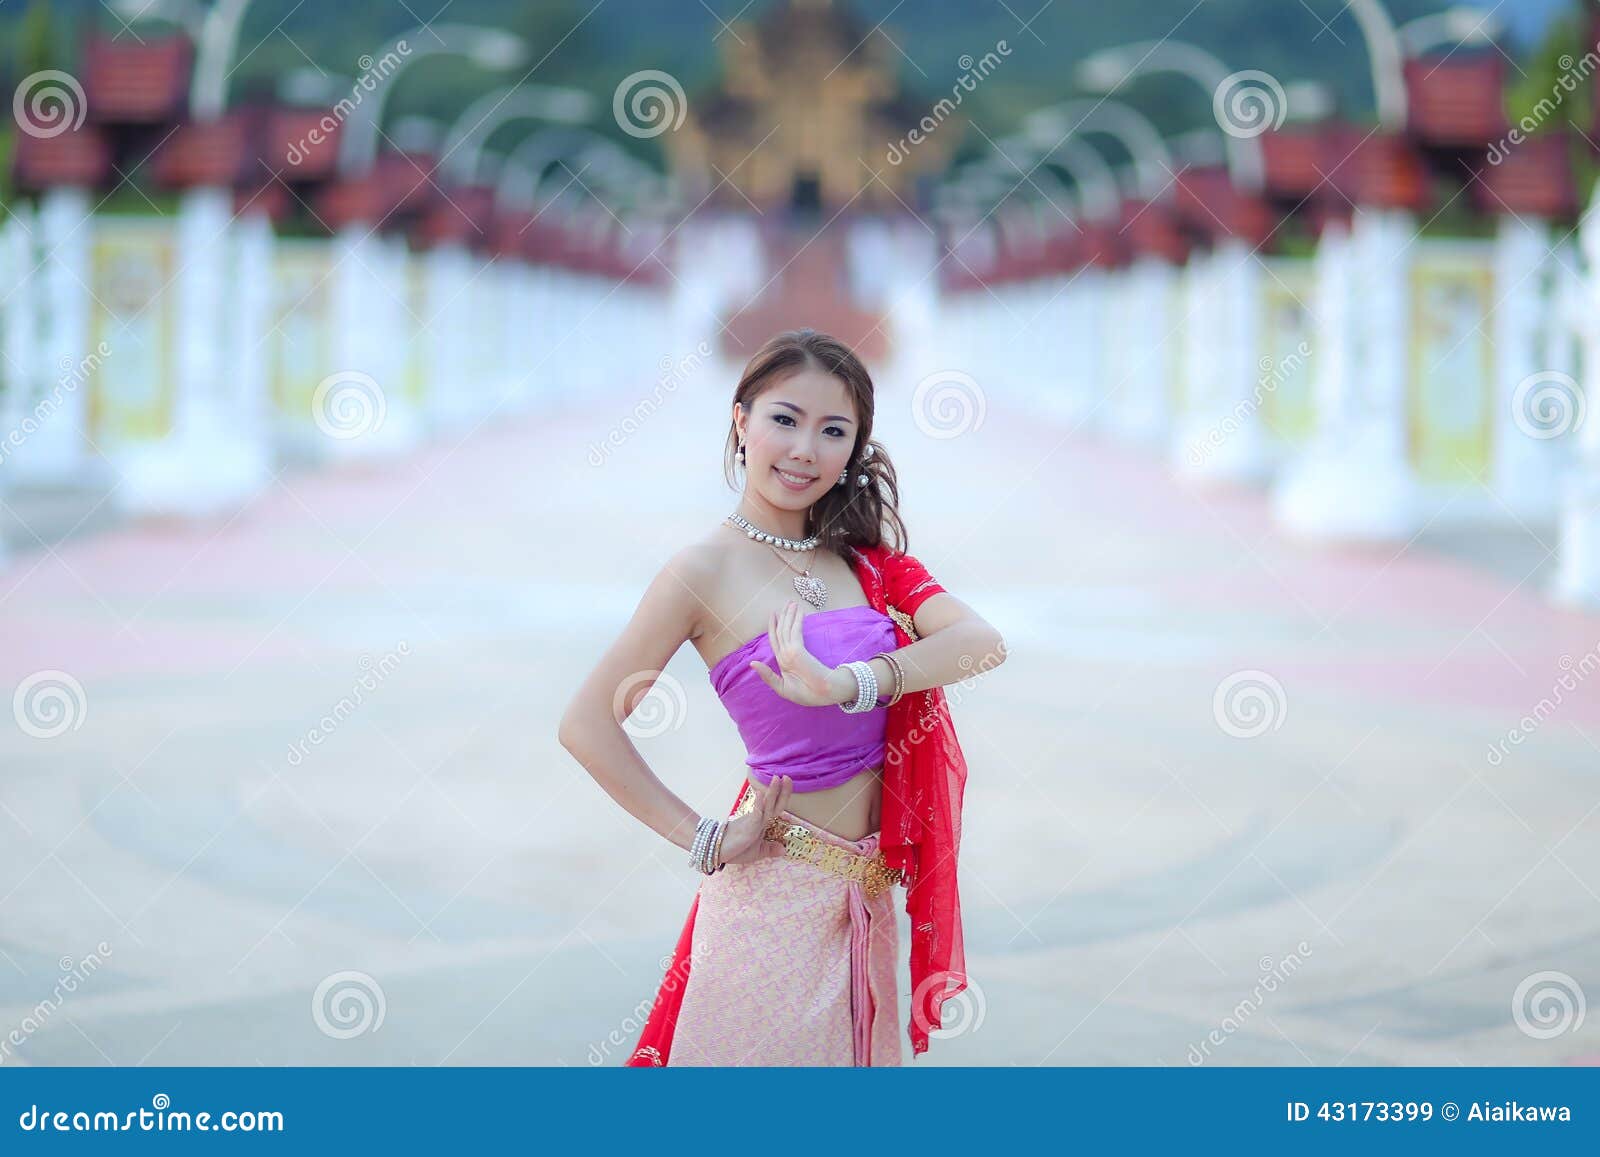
[{"xmin": 558, "ymin": 328, "xmax": 1006, "ymax": 1066}]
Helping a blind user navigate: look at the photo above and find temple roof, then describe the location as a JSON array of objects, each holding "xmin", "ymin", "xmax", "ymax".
[{"xmin": 752, "ymin": 0, "xmax": 881, "ymax": 67}]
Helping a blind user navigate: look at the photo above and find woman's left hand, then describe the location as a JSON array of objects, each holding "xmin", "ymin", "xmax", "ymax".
[{"xmin": 748, "ymin": 601, "xmax": 855, "ymax": 707}]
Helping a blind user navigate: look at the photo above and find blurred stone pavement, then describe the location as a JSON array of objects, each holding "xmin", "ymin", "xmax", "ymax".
[{"xmin": 1, "ymin": 354, "xmax": 1597, "ymax": 1068}]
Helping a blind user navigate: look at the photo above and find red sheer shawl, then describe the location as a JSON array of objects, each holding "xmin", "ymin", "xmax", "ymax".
[{"xmin": 625, "ymin": 543, "xmax": 969, "ymax": 1064}]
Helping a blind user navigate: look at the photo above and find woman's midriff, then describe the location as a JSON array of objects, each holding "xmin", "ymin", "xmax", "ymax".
[{"xmin": 746, "ymin": 764, "xmax": 883, "ymax": 843}]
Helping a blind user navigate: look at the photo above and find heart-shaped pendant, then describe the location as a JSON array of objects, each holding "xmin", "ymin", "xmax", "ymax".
[{"xmin": 793, "ymin": 572, "xmax": 828, "ymax": 610}]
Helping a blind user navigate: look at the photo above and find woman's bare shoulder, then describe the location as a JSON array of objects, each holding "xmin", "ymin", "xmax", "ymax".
[{"xmin": 658, "ymin": 523, "xmax": 740, "ymax": 642}]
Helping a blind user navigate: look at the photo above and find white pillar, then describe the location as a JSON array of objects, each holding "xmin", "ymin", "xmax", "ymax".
[
  {"xmin": 1272, "ymin": 209, "xmax": 1418, "ymax": 540},
  {"xmin": 891, "ymin": 219, "xmax": 940, "ymax": 373},
  {"xmin": 1172, "ymin": 248, "xmax": 1218, "ymax": 470},
  {"xmin": 513, "ymin": 259, "xmax": 542, "ymax": 410},
  {"xmin": 469, "ymin": 253, "xmax": 506, "ymax": 417},
  {"xmin": 1101, "ymin": 268, "xmax": 1135, "ymax": 433},
  {"xmin": 323, "ymin": 225, "xmax": 424, "ymax": 461},
  {"xmin": 1174, "ymin": 237, "xmax": 1268, "ymax": 482},
  {"xmin": 423, "ymin": 241, "xmax": 475, "ymax": 431},
  {"xmin": 1112, "ymin": 255, "xmax": 1176, "ymax": 450},
  {"xmin": 1059, "ymin": 267, "xmax": 1106, "ymax": 428},
  {"xmin": 1020, "ymin": 273, "xmax": 1065, "ymax": 422},
  {"xmin": 1491, "ymin": 215, "xmax": 1565, "ymax": 520},
  {"xmin": 382, "ymin": 234, "xmax": 416, "ymax": 431},
  {"xmin": 496, "ymin": 259, "xmax": 532, "ymax": 413},
  {"xmin": 115, "ymin": 187, "xmax": 272, "ymax": 518},
  {"xmin": 12, "ymin": 187, "xmax": 98, "ymax": 486},
  {"xmin": 0, "ymin": 208, "xmax": 30, "ymax": 569},
  {"xmin": 670, "ymin": 248, "xmax": 720, "ymax": 360},
  {"xmin": 1553, "ymin": 192, "xmax": 1600, "ymax": 607},
  {"xmin": 0, "ymin": 205, "xmax": 37, "ymax": 441},
  {"xmin": 569, "ymin": 267, "xmax": 600, "ymax": 398},
  {"xmin": 232, "ymin": 210, "xmax": 276, "ymax": 468}
]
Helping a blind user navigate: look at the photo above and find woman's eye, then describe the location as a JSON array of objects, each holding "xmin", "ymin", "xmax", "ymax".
[{"xmin": 770, "ymin": 415, "xmax": 847, "ymax": 436}]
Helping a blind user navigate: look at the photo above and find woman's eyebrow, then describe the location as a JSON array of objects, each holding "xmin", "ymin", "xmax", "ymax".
[{"xmin": 771, "ymin": 400, "xmax": 855, "ymax": 423}]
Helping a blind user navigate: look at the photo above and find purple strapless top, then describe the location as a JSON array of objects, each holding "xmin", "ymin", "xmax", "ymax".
[{"xmin": 708, "ymin": 604, "xmax": 896, "ymax": 792}]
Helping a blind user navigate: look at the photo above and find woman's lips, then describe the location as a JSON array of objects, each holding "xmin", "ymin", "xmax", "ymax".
[{"xmin": 773, "ymin": 466, "xmax": 816, "ymax": 491}]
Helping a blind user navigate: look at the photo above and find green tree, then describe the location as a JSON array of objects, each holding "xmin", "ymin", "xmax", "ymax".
[
  {"xmin": 14, "ymin": 0, "xmax": 59, "ymax": 78},
  {"xmin": 1504, "ymin": 1, "xmax": 1599, "ymax": 205}
]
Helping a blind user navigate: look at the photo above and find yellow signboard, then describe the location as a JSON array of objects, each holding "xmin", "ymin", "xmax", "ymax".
[
  {"xmin": 272, "ymin": 241, "xmax": 333, "ymax": 426},
  {"xmin": 1408, "ymin": 244, "xmax": 1494, "ymax": 484},
  {"xmin": 87, "ymin": 218, "xmax": 176, "ymax": 444},
  {"xmin": 1258, "ymin": 259, "xmax": 1316, "ymax": 445},
  {"xmin": 1169, "ymin": 269, "xmax": 1190, "ymax": 413},
  {"xmin": 406, "ymin": 257, "xmax": 427, "ymax": 406}
]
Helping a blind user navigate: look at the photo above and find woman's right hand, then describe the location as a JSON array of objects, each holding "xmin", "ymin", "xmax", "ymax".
[{"xmin": 714, "ymin": 774, "xmax": 794, "ymax": 867}]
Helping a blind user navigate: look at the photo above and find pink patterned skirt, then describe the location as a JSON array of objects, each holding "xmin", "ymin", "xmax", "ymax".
[{"xmin": 667, "ymin": 801, "xmax": 902, "ymax": 1066}]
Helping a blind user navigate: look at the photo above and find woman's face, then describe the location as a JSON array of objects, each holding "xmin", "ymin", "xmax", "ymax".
[{"xmin": 737, "ymin": 367, "xmax": 859, "ymax": 511}]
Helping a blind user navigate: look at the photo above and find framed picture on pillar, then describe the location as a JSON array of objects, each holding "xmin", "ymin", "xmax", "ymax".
[
  {"xmin": 271, "ymin": 240, "xmax": 334, "ymax": 448},
  {"xmin": 1257, "ymin": 257, "xmax": 1316, "ymax": 451},
  {"xmin": 406, "ymin": 257, "xmax": 428, "ymax": 407},
  {"xmin": 1166, "ymin": 274, "xmax": 1186, "ymax": 414},
  {"xmin": 86, "ymin": 218, "xmax": 177, "ymax": 446},
  {"xmin": 1407, "ymin": 241, "xmax": 1495, "ymax": 488}
]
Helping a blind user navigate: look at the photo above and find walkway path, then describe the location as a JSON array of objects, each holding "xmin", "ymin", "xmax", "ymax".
[{"xmin": 1, "ymin": 357, "xmax": 1596, "ymax": 1067}]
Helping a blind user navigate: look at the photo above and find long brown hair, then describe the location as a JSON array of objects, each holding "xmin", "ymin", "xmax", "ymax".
[{"xmin": 723, "ymin": 328, "xmax": 908, "ymax": 557}]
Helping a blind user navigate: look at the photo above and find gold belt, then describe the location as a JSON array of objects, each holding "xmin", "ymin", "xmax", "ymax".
[{"xmin": 732, "ymin": 788, "xmax": 903, "ymax": 900}]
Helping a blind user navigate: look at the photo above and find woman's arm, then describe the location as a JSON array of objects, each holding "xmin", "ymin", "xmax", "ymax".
[
  {"xmin": 557, "ymin": 545, "xmax": 717, "ymax": 854},
  {"xmin": 825, "ymin": 591, "xmax": 1007, "ymax": 704}
]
